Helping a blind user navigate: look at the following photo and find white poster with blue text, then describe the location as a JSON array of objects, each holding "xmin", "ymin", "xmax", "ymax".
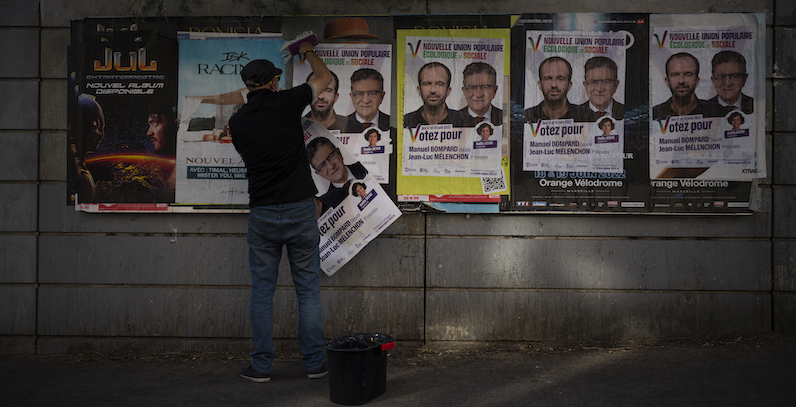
[
  {"xmin": 523, "ymin": 30, "xmax": 626, "ymax": 173},
  {"xmin": 402, "ymin": 35, "xmax": 505, "ymax": 178},
  {"xmin": 649, "ymin": 14, "xmax": 765, "ymax": 180},
  {"xmin": 301, "ymin": 118, "xmax": 401, "ymax": 276},
  {"xmin": 293, "ymin": 43, "xmax": 393, "ymax": 184}
]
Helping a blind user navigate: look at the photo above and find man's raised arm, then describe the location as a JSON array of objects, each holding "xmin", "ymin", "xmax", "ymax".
[{"xmin": 300, "ymin": 42, "xmax": 333, "ymax": 100}]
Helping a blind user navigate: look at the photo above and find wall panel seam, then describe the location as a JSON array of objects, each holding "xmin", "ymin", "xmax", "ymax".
[{"xmin": 426, "ymin": 288, "xmax": 773, "ymax": 295}]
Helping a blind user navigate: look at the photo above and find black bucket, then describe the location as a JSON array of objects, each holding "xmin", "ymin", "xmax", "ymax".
[{"xmin": 324, "ymin": 333, "xmax": 395, "ymax": 405}]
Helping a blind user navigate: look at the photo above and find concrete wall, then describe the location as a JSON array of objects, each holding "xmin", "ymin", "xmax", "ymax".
[{"xmin": 1, "ymin": 0, "xmax": 793, "ymax": 354}]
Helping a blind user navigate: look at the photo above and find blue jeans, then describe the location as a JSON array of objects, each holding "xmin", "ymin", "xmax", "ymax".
[{"xmin": 247, "ymin": 200, "xmax": 325, "ymax": 374}]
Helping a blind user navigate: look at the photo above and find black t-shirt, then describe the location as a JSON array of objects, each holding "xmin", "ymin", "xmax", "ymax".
[{"xmin": 230, "ymin": 84, "xmax": 316, "ymax": 207}]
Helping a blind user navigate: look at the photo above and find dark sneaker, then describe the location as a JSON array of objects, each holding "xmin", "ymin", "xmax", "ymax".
[
  {"xmin": 240, "ymin": 366, "xmax": 270, "ymax": 383},
  {"xmin": 307, "ymin": 363, "xmax": 328, "ymax": 379}
]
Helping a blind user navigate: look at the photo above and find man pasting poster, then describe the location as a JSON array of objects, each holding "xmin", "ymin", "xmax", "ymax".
[
  {"xmin": 649, "ymin": 23, "xmax": 764, "ymax": 180},
  {"xmin": 302, "ymin": 118, "xmax": 401, "ymax": 276},
  {"xmin": 523, "ymin": 30, "xmax": 626, "ymax": 173}
]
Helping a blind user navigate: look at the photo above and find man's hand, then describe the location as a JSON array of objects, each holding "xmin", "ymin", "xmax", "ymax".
[{"xmin": 298, "ymin": 42, "xmax": 316, "ymax": 56}]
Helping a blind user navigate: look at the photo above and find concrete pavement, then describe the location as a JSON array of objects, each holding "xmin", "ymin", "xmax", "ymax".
[{"xmin": 3, "ymin": 333, "xmax": 795, "ymax": 406}]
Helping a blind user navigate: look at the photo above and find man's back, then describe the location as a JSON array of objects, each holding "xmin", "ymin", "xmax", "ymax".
[{"xmin": 230, "ymin": 84, "xmax": 315, "ymax": 207}]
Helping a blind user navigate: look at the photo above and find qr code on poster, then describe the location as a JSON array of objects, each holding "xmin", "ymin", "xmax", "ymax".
[{"xmin": 481, "ymin": 174, "xmax": 506, "ymax": 194}]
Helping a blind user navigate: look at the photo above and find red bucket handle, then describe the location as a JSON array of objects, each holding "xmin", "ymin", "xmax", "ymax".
[{"xmin": 380, "ymin": 341, "xmax": 395, "ymax": 351}]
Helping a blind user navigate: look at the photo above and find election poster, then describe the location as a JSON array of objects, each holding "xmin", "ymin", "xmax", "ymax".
[
  {"xmin": 284, "ymin": 16, "xmax": 398, "ymax": 205},
  {"xmin": 649, "ymin": 17, "xmax": 765, "ymax": 181},
  {"xmin": 402, "ymin": 34, "xmax": 505, "ymax": 177},
  {"xmin": 302, "ymin": 118, "xmax": 401, "ymax": 275},
  {"xmin": 510, "ymin": 14, "xmax": 650, "ymax": 212},
  {"xmin": 647, "ymin": 13, "xmax": 764, "ymax": 212},
  {"xmin": 70, "ymin": 18, "xmax": 179, "ymax": 208},
  {"xmin": 175, "ymin": 32, "xmax": 283, "ymax": 205},
  {"xmin": 523, "ymin": 29, "xmax": 626, "ymax": 173},
  {"xmin": 396, "ymin": 28, "xmax": 511, "ymax": 202},
  {"xmin": 292, "ymin": 43, "xmax": 394, "ymax": 184}
]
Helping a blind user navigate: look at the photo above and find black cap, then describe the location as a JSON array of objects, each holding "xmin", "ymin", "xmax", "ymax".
[{"xmin": 240, "ymin": 59, "xmax": 282, "ymax": 88}]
